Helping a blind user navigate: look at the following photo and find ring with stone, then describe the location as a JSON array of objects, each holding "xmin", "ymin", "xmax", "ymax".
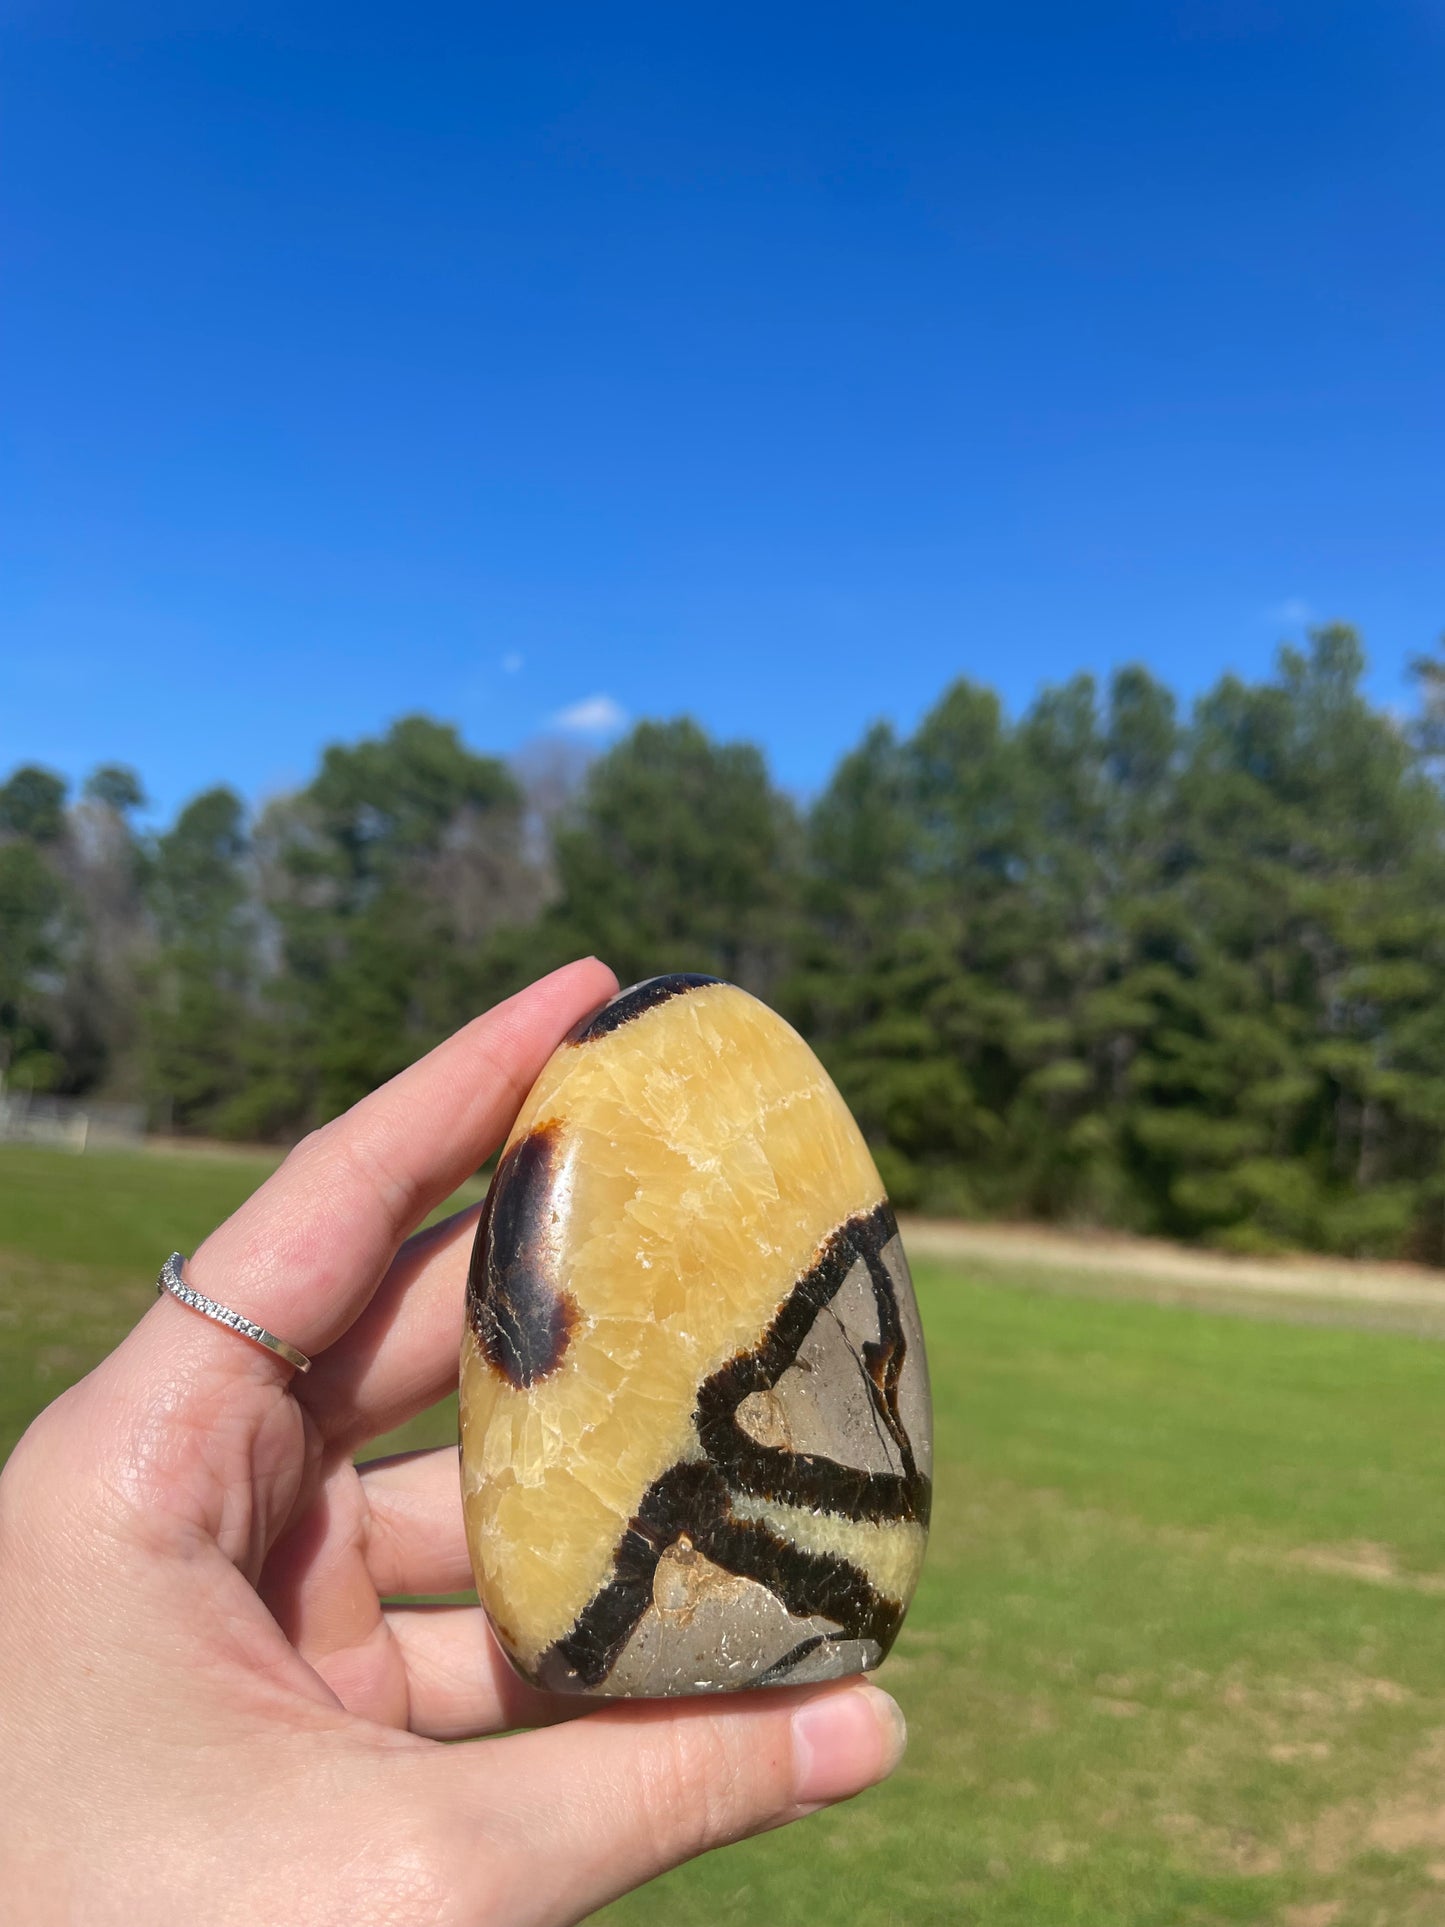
[{"xmin": 155, "ymin": 1252, "xmax": 312, "ymax": 1373}]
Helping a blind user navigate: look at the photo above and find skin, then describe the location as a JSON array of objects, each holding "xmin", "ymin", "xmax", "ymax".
[{"xmin": 0, "ymin": 960, "xmax": 906, "ymax": 1927}]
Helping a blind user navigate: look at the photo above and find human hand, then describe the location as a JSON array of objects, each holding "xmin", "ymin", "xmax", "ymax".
[{"xmin": 0, "ymin": 960, "xmax": 906, "ymax": 1927}]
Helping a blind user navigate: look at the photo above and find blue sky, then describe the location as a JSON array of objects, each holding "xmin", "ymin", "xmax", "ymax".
[{"xmin": 4, "ymin": 2, "xmax": 1443, "ymax": 823}]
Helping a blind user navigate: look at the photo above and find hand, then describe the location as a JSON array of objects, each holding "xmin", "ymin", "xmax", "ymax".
[{"xmin": 0, "ymin": 960, "xmax": 906, "ymax": 1927}]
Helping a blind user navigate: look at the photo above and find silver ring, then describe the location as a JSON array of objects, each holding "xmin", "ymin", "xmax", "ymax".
[{"xmin": 156, "ymin": 1253, "xmax": 312, "ymax": 1373}]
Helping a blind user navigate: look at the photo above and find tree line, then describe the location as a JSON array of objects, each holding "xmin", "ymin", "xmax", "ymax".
[{"xmin": 5, "ymin": 626, "xmax": 1445, "ymax": 1262}]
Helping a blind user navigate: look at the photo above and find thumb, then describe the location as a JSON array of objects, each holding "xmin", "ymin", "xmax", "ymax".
[{"xmin": 420, "ymin": 1679, "xmax": 906, "ymax": 1926}]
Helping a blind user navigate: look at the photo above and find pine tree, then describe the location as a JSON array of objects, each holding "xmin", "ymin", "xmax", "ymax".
[{"xmin": 542, "ymin": 719, "xmax": 800, "ymax": 996}]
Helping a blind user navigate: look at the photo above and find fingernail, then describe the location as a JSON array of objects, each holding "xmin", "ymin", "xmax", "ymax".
[{"xmin": 791, "ymin": 1684, "xmax": 908, "ymax": 1809}]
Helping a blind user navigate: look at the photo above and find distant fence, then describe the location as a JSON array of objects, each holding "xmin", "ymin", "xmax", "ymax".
[{"xmin": 0, "ymin": 1092, "xmax": 147, "ymax": 1152}]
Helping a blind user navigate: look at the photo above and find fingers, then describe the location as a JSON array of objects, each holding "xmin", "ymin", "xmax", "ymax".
[
  {"xmin": 361, "ymin": 1447, "xmax": 589, "ymax": 1736},
  {"xmin": 260, "ymin": 1450, "xmax": 413, "ymax": 1728},
  {"xmin": 385, "ymin": 1605, "xmax": 585, "ymax": 1739},
  {"xmin": 133, "ymin": 958, "xmax": 616, "ymax": 1390},
  {"xmin": 359, "ymin": 1449, "xmax": 589, "ymax": 1736},
  {"xmin": 359, "ymin": 1447, "xmax": 472, "ymax": 1597},
  {"xmin": 423, "ymin": 1681, "xmax": 908, "ymax": 1925},
  {"xmin": 300, "ymin": 1207, "xmax": 478, "ymax": 1452},
  {"xmin": 261, "ymin": 1448, "xmax": 580, "ymax": 1739}
]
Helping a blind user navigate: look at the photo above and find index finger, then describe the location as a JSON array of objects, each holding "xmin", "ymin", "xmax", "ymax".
[{"xmin": 135, "ymin": 957, "xmax": 616, "ymax": 1394}]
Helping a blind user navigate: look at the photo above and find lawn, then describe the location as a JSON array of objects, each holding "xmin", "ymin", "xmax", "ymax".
[{"xmin": 4, "ymin": 1144, "xmax": 1445, "ymax": 1925}]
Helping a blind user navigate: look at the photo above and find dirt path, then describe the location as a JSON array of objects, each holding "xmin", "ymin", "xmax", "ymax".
[{"xmin": 898, "ymin": 1215, "xmax": 1445, "ymax": 1314}]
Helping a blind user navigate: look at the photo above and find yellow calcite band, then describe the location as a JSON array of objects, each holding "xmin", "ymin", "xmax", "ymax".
[{"xmin": 727, "ymin": 1494, "xmax": 928, "ymax": 1605}]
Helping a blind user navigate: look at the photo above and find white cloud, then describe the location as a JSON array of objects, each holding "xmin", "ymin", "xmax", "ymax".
[
  {"xmin": 551, "ymin": 693, "xmax": 629, "ymax": 736},
  {"xmin": 501, "ymin": 652, "xmax": 524, "ymax": 674},
  {"xmin": 1267, "ymin": 597, "xmax": 1314, "ymax": 628}
]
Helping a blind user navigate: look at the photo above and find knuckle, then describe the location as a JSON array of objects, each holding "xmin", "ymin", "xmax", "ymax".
[
  {"xmin": 280, "ymin": 1121, "xmax": 359, "ymax": 1211},
  {"xmin": 338, "ymin": 1126, "xmax": 422, "ymax": 1228},
  {"xmin": 2, "ymin": 1401, "xmax": 57, "ymax": 1488},
  {"xmin": 291, "ymin": 1120, "xmax": 335, "ymax": 1162},
  {"xmin": 0, "ymin": 1389, "xmax": 92, "ymax": 1594},
  {"xmin": 0, "ymin": 1417, "xmax": 50, "ymax": 1531},
  {"xmin": 2, "ymin": 1385, "xmax": 81, "ymax": 1503}
]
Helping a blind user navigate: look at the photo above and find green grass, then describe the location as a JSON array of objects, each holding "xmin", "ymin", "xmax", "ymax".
[
  {"xmin": 5, "ymin": 1145, "xmax": 1445, "ymax": 1924},
  {"xmin": 0, "ymin": 1142, "xmax": 284, "ymax": 1457},
  {"xmin": 0, "ymin": 1141, "xmax": 474, "ymax": 1462}
]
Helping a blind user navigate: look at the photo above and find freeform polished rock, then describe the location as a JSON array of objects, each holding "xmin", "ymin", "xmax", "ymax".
[{"xmin": 459, "ymin": 974, "xmax": 932, "ymax": 1698}]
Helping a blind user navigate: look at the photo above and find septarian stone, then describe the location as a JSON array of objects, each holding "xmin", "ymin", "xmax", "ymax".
[{"xmin": 459, "ymin": 974, "xmax": 932, "ymax": 1698}]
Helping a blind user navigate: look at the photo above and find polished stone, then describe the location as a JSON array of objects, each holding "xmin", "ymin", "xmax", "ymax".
[{"xmin": 459, "ymin": 973, "xmax": 932, "ymax": 1698}]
